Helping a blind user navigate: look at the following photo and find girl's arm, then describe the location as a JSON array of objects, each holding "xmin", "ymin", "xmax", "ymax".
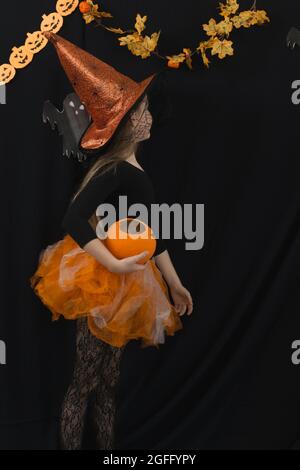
[
  {"xmin": 63, "ymin": 165, "xmax": 149, "ymax": 273},
  {"xmin": 83, "ymin": 238, "xmax": 148, "ymax": 273},
  {"xmin": 154, "ymin": 250, "xmax": 193, "ymax": 316}
]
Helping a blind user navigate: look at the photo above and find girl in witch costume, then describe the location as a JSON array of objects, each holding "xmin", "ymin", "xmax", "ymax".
[{"xmin": 31, "ymin": 32, "xmax": 193, "ymax": 450}]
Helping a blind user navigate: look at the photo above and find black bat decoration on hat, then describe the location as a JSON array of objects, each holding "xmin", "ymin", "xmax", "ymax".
[
  {"xmin": 43, "ymin": 92, "xmax": 91, "ymax": 162},
  {"xmin": 287, "ymin": 27, "xmax": 300, "ymax": 49}
]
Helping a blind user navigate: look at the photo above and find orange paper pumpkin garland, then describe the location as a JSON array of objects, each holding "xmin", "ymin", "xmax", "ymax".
[{"xmin": 0, "ymin": 0, "xmax": 79, "ymax": 85}]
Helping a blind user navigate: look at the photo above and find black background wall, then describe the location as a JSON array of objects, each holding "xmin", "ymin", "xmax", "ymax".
[{"xmin": 0, "ymin": 0, "xmax": 300, "ymax": 450}]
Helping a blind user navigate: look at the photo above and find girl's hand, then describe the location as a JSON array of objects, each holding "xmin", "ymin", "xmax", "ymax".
[
  {"xmin": 169, "ymin": 283, "xmax": 193, "ymax": 316},
  {"xmin": 109, "ymin": 251, "xmax": 149, "ymax": 274}
]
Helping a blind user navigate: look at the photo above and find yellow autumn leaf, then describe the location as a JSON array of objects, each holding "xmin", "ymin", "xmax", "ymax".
[
  {"xmin": 216, "ymin": 17, "xmax": 233, "ymax": 36},
  {"xmin": 119, "ymin": 19, "xmax": 160, "ymax": 59},
  {"xmin": 143, "ymin": 31, "xmax": 161, "ymax": 53},
  {"xmin": 85, "ymin": 0, "xmax": 112, "ymax": 17},
  {"xmin": 130, "ymin": 45, "xmax": 147, "ymax": 58},
  {"xmin": 231, "ymin": 14, "xmax": 243, "ymax": 28},
  {"xmin": 90, "ymin": 3, "xmax": 102, "ymax": 16},
  {"xmin": 122, "ymin": 33, "xmax": 159, "ymax": 59},
  {"xmin": 166, "ymin": 48, "xmax": 193, "ymax": 69},
  {"xmin": 118, "ymin": 33, "xmax": 140, "ymax": 46},
  {"xmin": 135, "ymin": 14, "xmax": 147, "ymax": 34},
  {"xmin": 211, "ymin": 37, "xmax": 234, "ymax": 59},
  {"xmin": 128, "ymin": 41, "xmax": 151, "ymax": 59},
  {"xmin": 219, "ymin": 0, "xmax": 239, "ymax": 18},
  {"xmin": 204, "ymin": 17, "xmax": 233, "ymax": 38},
  {"xmin": 201, "ymin": 51, "xmax": 210, "ymax": 67},
  {"xmin": 83, "ymin": 13, "xmax": 97, "ymax": 24},
  {"xmin": 183, "ymin": 48, "xmax": 193, "ymax": 70},
  {"xmin": 254, "ymin": 10, "xmax": 270, "ymax": 25},
  {"xmin": 203, "ymin": 18, "xmax": 218, "ymax": 37},
  {"xmin": 197, "ymin": 41, "xmax": 212, "ymax": 67},
  {"xmin": 232, "ymin": 11, "xmax": 257, "ymax": 29},
  {"xmin": 166, "ymin": 53, "xmax": 186, "ymax": 63},
  {"xmin": 100, "ymin": 11, "xmax": 113, "ymax": 18},
  {"xmin": 83, "ymin": 2, "xmax": 102, "ymax": 24},
  {"xmin": 105, "ymin": 26, "xmax": 126, "ymax": 34}
]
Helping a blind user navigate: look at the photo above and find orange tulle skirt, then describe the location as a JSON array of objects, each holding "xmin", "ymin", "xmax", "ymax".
[{"xmin": 30, "ymin": 235, "xmax": 183, "ymax": 348}]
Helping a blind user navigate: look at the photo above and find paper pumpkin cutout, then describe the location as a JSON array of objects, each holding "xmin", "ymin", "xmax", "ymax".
[
  {"xmin": 9, "ymin": 46, "xmax": 33, "ymax": 69},
  {"xmin": 41, "ymin": 12, "xmax": 64, "ymax": 34},
  {"xmin": 25, "ymin": 31, "xmax": 48, "ymax": 54},
  {"xmin": 0, "ymin": 64, "xmax": 16, "ymax": 84},
  {"xmin": 56, "ymin": 0, "xmax": 79, "ymax": 17}
]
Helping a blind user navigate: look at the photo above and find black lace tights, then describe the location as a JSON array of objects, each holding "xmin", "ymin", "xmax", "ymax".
[{"xmin": 60, "ymin": 318, "xmax": 124, "ymax": 450}]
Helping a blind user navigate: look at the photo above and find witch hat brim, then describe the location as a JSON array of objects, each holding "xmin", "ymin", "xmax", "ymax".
[{"xmin": 44, "ymin": 32, "xmax": 158, "ymax": 156}]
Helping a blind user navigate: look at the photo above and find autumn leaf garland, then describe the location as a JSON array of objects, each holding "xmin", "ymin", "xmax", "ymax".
[
  {"xmin": 196, "ymin": 1, "xmax": 270, "ymax": 66},
  {"xmin": 78, "ymin": 0, "xmax": 270, "ymax": 69}
]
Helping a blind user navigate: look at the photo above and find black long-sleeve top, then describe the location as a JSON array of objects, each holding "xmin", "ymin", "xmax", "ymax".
[{"xmin": 62, "ymin": 160, "xmax": 166, "ymax": 257}]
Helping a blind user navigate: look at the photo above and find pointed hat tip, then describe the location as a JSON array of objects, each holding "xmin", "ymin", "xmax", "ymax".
[{"xmin": 43, "ymin": 31, "xmax": 58, "ymax": 43}]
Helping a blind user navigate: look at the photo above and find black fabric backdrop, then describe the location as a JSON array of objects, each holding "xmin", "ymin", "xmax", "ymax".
[{"xmin": 0, "ymin": 0, "xmax": 300, "ymax": 450}]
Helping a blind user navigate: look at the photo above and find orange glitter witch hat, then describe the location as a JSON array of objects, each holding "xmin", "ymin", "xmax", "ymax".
[{"xmin": 44, "ymin": 32, "xmax": 157, "ymax": 154}]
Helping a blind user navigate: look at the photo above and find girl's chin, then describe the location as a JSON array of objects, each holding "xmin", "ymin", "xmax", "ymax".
[{"xmin": 137, "ymin": 133, "xmax": 151, "ymax": 142}]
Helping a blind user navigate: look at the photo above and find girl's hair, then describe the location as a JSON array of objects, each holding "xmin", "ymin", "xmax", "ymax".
[{"xmin": 72, "ymin": 95, "xmax": 147, "ymax": 201}]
